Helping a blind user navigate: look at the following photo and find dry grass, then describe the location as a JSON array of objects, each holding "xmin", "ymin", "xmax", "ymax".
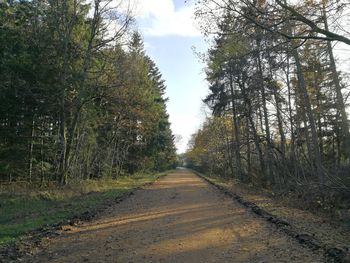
[{"xmin": 0, "ymin": 172, "xmax": 170, "ymax": 247}]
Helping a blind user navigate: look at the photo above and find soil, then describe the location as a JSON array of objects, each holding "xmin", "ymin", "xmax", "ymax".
[{"xmin": 23, "ymin": 170, "xmax": 326, "ymax": 263}]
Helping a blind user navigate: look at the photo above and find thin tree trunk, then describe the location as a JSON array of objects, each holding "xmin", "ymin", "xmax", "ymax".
[
  {"xmin": 58, "ymin": 0, "xmax": 75, "ymax": 185},
  {"xmin": 246, "ymin": 116, "xmax": 252, "ymax": 180},
  {"xmin": 64, "ymin": 0, "xmax": 102, "ymax": 177},
  {"xmin": 256, "ymin": 46, "xmax": 274, "ymax": 185},
  {"xmin": 239, "ymin": 78, "xmax": 266, "ymax": 185},
  {"xmin": 40, "ymin": 119, "xmax": 45, "ymax": 187},
  {"xmin": 267, "ymin": 50, "xmax": 286, "ymax": 158},
  {"xmin": 229, "ymin": 73, "xmax": 242, "ymax": 180},
  {"xmin": 315, "ymin": 73, "xmax": 324, "ymax": 161},
  {"xmin": 28, "ymin": 117, "xmax": 35, "ymax": 183},
  {"xmin": 322, "ymin": 1, "xmax": 350, "ymax": 162},
  {"xmin": 274, "ymin": 89, "xmax": 286, "ymax": 157},
  {"xmin": 286, "ymin": 53, "xmax": 297, "ymax": 164},
  {"xmin": 284, "ymin": 12, "xmax": 324, "ymax": 186}
]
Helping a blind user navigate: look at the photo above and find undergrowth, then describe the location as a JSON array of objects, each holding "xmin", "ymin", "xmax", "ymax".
[{"xmin": 0, "ymin": 172, "xmax": 168, "ymax": 247}]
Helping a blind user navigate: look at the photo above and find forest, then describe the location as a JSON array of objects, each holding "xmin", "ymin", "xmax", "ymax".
[
  {"xmin": 186, "ymin": 0, "xmax": 350, "ymax": 211},
  {"xmin": 0, "ymin": 0, "xmax": 177, "ymax": 186},
  {"xmin": 1, "ymin": 1, "xmax": 350, "ymax": 262}
]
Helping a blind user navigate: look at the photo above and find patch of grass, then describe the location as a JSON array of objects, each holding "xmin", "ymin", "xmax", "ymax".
[{"xmin": 0, "ymin": 172, "xmax": 168, "ymax": 247}]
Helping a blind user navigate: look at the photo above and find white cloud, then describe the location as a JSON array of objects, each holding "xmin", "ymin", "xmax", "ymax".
[{"xmin": 132, "ymin": 0, "xmax": 201, "ymax": 37}]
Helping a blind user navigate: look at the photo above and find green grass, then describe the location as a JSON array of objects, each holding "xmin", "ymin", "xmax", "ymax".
[{"xmin": 0, "ymin": 172, "xmax": 168, "ymax": 247}]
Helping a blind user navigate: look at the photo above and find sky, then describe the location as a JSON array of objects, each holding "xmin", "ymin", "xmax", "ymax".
[{"xmin": 132, "ymin": 0, "xmax": 210, "ymax": 153}]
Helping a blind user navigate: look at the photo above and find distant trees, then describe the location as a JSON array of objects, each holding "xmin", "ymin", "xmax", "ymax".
[
  {"xmin": 188, "ymin": 0, "xmax": 350, "ymax": 196},
  {"xmin": 0, "ymin": 1, "xmax": 176, "ymax": 185}
]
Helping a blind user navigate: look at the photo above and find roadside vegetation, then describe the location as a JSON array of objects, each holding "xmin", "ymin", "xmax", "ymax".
[
  {"xmin": 0, "ymin": 0, "xmax": 177, "ymax": 248},
  {"xmin": 186, "ymin": 0, "xmax": 350, "ymax": 218},
  {"xmin": 0, "ymin": 172, "xmax": 168, "ymax": 247},
  {"xmin": 0, "ymin": 1, "xmax": 177, "ymax": 186}
]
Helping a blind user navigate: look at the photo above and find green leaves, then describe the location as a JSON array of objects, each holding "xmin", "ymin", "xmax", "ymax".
[{"xmin": 0, "ymin": 2, "xmax": 176, "ymax": 184}]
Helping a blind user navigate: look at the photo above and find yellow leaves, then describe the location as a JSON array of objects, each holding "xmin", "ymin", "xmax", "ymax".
[{"xmin": 186, "ymin": 116, "xmax": 234, "ymax": 168}]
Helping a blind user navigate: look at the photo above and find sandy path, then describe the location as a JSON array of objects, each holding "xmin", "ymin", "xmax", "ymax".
[{"xmin": 28, "ymin": 170, "xmax": 325, "ymax": 263}]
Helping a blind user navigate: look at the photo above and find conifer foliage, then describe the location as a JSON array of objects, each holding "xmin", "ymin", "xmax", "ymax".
[
  {"xmin": 0, "ymin": 1, "xmax": 176, "ymax": 185},
  {"xmin": 188, "ymin": 0, "xmax": 350, "ymax": 201}
]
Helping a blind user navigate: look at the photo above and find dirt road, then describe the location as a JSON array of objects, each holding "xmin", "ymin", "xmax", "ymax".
[{"xmin": 27, "ymin": 170, "xmax": 325, "ymax": 262}]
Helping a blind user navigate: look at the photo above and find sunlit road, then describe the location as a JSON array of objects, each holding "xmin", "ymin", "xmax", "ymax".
[{"xmin": 28, "ymin": 170, "xmax": 324, "ymax": 263}]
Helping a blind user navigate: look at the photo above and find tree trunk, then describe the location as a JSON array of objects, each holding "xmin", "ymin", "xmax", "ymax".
[
  {"xmin": 286, "ymin": 53, "xmax": 297, "ymax": 164},
  {"xmin": 28, "ymin": 117, "xmax": 35, "ymax": 183},
  {"xmin": 246, "ymin": 116, "xmax": 252, "ymax": 180},
  {"xmin": 229, "ymin": 72, "xmax": 243, "ymax": 180},
  {"xmin": 284, "ymin": 10, "xmax": 325, "ymax": 187},
  {"xmin": 239, "ymin": 78, "xmax": 266, "ymax": 185},
  {"xmin": 293, "ymin": 45, "xmax": 324, "ymax": 186},
  {"xmin": 256, "ymin": 44, "xmax": 274, "ymax": 185},
  {"xmin": 57, "ymin": 0, "xmax": 74, "ymax": 185},
  {"xmin": 322, "ymin": 1, "xmax": 350, "ymax": 162}
]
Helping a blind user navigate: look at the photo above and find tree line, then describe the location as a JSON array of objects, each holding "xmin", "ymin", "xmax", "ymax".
[
  {"xmin": 0, "ymin": 0, "xmax": 176, "ymax": 185},
  {"xmin": 187, "ymin": 0, "xmax": 350, "ymax": 202}
]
